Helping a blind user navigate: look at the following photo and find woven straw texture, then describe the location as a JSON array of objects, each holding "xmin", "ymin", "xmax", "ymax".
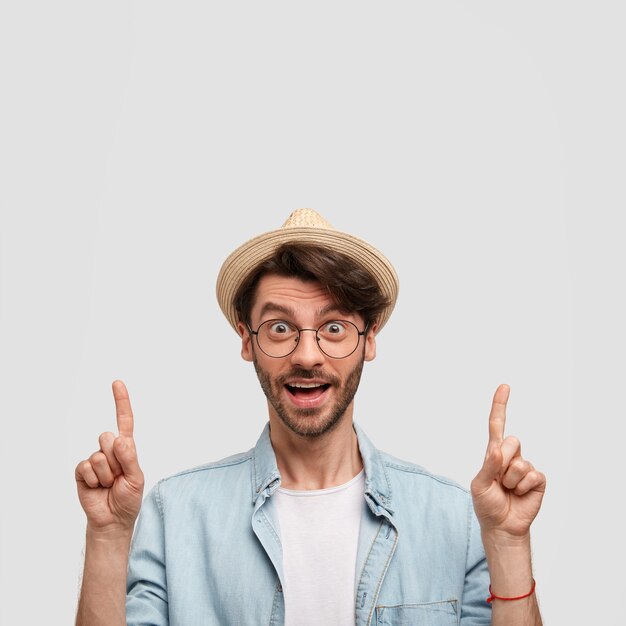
[{"xmin": 215, "ymin": 209, "xmax": 399, "ymax": 335}]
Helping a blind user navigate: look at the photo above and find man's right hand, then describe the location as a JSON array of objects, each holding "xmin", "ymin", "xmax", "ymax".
[{"xmin": 75, "ymin": 380, "xmax": 145, "ymax": 534}]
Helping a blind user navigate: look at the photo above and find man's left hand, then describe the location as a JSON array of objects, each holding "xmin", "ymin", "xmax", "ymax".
[{"xmin": 471, "ymin": 384, "xmax": 546, "ymax": 541}]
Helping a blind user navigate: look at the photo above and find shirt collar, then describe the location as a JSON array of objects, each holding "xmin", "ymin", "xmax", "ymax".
[
  {"xmin": 251, "ymin": 422, "xmax": 281, "ymax": 501},
  {"xmin": 250, "ymin": 421, "xmax": 393, "ymax": 513}
]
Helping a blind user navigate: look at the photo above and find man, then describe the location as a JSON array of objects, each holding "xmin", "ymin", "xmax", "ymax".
[{"xmin": 75, "ymin": 209, "xmax": 546, "ymax": 625}]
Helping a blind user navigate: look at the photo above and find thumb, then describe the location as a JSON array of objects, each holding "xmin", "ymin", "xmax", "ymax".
[
  {"xmin": 113, "ymin": 436, "xmax": 144, "ymax": 487},
  {"xmin": 472, "ymin": 444, "xmax": 502, "ymax": 495}
]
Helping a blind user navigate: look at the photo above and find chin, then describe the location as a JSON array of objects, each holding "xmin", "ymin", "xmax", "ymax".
[{"xmin": 276, "ymin": 409, "xmax": 346, "ymax": 438}]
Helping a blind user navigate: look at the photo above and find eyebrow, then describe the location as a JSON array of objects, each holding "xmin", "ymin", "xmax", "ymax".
[{"xmin": 257, "ymin": 301, "xmax": 351, "ymax": 321}]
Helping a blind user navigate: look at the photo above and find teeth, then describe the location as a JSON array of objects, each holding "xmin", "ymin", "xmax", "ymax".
[{"xmin": 288, "ymin": 382, "xmax": 325, "ymax": 388}]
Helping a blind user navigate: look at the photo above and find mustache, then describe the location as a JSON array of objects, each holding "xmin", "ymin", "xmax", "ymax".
[{"xmin": 276, "ymin": 368, "xmax": 339, "ymax": 386}]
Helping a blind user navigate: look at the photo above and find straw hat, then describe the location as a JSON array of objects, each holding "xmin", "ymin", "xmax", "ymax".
[{"xmin": 216, "ymin": 208, "xmax": 399, "ymax": 336}]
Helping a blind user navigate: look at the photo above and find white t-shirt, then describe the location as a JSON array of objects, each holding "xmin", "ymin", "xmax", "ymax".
[{"xmin": 274, "ymin": 469, "xmax": 366, "ymax": 626}]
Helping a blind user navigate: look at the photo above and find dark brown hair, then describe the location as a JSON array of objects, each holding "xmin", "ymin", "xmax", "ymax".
[{"xmin": 234, "ymin": 242, "xmax": 391, "ymax": 330}]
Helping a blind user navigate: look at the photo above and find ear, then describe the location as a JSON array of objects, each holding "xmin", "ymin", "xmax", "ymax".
[
  {"xmin": 364, "ymin": 322, "xmax": 378, "ymax": 362},
  {"xmin": 237, "ymin": 321, "xmax": 254, "ymax": 362}
]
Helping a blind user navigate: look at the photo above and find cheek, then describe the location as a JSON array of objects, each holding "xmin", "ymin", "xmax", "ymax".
[
  {"xmin": 334, "ymin": 362, "xmax": 358, "ymax": 385},
  {"xmin": 253, "ymin": 355, "xmax": 281, "ymax": 382}
]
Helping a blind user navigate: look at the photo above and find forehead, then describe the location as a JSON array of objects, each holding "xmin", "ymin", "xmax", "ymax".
[{"xmin": 250, "ymin": 274, "xmax": 358, "ymax": 322}]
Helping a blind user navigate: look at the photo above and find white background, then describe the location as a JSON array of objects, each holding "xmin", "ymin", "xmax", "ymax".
[{"xmin": 1, "ymin": 2, "xmax": 624, "ymax": 624}]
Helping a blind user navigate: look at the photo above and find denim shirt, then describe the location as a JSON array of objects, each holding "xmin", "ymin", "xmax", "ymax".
[{"xmin": 126, "ymin": 422, "xmax": 492, "ymax": 626}]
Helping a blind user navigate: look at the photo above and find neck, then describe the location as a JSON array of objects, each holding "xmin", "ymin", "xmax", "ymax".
[{"xmin": 268, "ymin": 406, "xmax": 363, "ymax": 490}]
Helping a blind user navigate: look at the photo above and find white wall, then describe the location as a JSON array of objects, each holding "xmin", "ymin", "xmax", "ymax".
[{"xmin": 1, "ymin": 2, "xmax": 624, "ymax": 624}]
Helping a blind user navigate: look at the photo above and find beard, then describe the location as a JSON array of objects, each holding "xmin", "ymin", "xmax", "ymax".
[{"xmin": 251, "ymin": 349, "xmax": 365, "ymax": 438}]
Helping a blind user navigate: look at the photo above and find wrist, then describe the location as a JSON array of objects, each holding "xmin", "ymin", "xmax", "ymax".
[
  {"xmin": 86, "ymin": 523, "xmax": 134, "ymax": 544},
  {"xmin": 487, "ymin": 578, "xmax": 536, "ymax": 604},
  {"xmin": 481, "ymin": 529, "xmax": 531, "ymax": 551},
  {"xmin": 481, "ymin": 531, "xmax": 535, "ymax": 599},
  {"xmin": 481, "ymin": 532, "xmax": 533, "ymax": 573}
]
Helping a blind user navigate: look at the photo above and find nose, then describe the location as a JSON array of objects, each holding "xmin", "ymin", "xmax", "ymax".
[{"xmin": 289, "ymin": 329, "xmax": 325, "ymax": 368}]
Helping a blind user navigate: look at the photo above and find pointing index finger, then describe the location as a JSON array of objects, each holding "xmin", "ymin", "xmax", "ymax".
[
  {"xmin": 488, "ymin": 383, "xmax": 510, "ymax": 444},
  {"xmin": 112, "ymin": 379, "xmax": 134, "ymax": 438}
]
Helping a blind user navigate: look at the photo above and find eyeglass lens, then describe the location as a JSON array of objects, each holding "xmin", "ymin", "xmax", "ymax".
[{"xmin": 256, "ymin": 319, "xmax": 361, "ymax": 358}]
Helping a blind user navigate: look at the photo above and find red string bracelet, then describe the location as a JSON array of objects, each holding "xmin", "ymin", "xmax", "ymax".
[{"xmin": 486, "ymin": 578, "xmax": 536, "ymax": 604}]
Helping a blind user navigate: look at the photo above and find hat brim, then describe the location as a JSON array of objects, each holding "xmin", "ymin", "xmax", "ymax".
[{"xmin": 216, "ymin": 226, "xmax": 399, "ymax": 336}]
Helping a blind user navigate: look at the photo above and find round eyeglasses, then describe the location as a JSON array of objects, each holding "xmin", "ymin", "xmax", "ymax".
[{"xmin": 247, "ymin": 319, "xmax": 368, "ymax": 359}]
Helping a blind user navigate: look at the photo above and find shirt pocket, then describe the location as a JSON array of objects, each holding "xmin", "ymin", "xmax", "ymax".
[{"xmin": 375, "ymin": 599, "xmax": 459, "ymax": 626}]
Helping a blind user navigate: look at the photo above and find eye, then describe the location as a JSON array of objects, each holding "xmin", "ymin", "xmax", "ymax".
[
  {"xmin": 267, "ymin": 320, "xmax": 295, "ymax": 335},
  {"xmin": 319, "ymin": 321, "xmax": 347, "ymax": 336}
]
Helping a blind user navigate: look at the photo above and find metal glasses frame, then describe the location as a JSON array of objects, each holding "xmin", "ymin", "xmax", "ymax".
[{"xmin": 246, "ymin": 318, "xmax": 369, "ymax": 359}]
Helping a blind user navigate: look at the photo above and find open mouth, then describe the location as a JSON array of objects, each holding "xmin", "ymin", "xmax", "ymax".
[{"xmin": 285, "ymin": 383, "xmax": 331, "ymax": 400}]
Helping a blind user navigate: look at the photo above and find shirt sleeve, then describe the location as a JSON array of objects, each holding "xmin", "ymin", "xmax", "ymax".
[
  {"xmin": 460, "ymin": 497, "xmax": 492, "ymax": 626},
  {"xmin": 126, "ymin": 483, "xmax": 169, "ymax": 626}
]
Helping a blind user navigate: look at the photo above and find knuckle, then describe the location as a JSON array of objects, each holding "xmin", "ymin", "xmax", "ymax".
[
  {"xmin": 76, "ymin": 460, "xmax": 91, "ymax": 480},
  {"xmin": 505, "ymin": 435, "xmax": 520, "ymax": 449},
  {"xmin": 532, "ymin": 470, "xmax": 546, "ymax": 484},
  {"xmin": 502, "ymin": 476, "xmax": 516, "ymax": 489},
  {"xmin": 512, "ymin": 458, "xmax": 528, "ymax": 473},
  {"xmin": 98, "ymin": 431, "xmax": 115, "ymax": 447},
  {"xmin": 81, "ymin": 467, "xmax": 98, "ymax": 487},
  {"xmin": 91, "ymin": 451, "xmax": 108, "ymax": 467}
]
